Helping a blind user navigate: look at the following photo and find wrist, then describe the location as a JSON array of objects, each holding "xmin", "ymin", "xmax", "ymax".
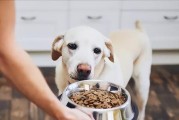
[{"xmin": 48, "ymin": 97, "xmax": 68, "ymax": 120}]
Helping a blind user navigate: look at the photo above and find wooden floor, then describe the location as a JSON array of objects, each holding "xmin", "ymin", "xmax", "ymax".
[{"xmin": 0, "ymin": 65, "xmax": 179, "ymax": 120}]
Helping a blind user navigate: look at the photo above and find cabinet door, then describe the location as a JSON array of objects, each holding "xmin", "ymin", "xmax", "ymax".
[
  {"xmin": 121, "ymin": 11, "xmax": 179, "ymax": 50},
  {"xmin": 15, "ymin": 1, "xmax": 68, "ymax": 51},
  {"xmin": 69, "ymin": 1, "xmax": 121, "ymax": 36}
]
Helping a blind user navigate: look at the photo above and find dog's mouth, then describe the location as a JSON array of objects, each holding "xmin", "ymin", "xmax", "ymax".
[
  {"xmin": 69, "ymin": 74, "xmax": 89, "ymax": 81},
  {"xmin": 69, "ymin": 75, "xmax": 78, "ymax": 80}
]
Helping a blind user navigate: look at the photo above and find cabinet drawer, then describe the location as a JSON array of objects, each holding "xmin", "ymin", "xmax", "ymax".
[
  {"xmin": 69, "ymin": 1, "xmax": 121, "ymax": 36},
  {"xmin": 121, "ymin": 11, "xmax": 179, "ymax": 50},
  {"xmin": 70, "ymin": 10, "xmax": 120, "ymax": 36},
  {"xmin": 121, "ymin": 11, "xmax": 179, "ymax": 23},
  {"xmin": 16, "ymin": 10, "xmax": 67, "ymax": 51},
  {"xmin": 122, "ymin": 1, "xmax": 179, "ymax": 10}
]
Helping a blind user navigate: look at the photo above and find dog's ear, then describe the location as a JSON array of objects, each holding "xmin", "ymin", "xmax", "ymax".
[
  {"xmin": 104, "ymin": 39, "xmax": 114, "ymax": 62},
  {"xmin": 51, "ymin": 35, "xmax": 64, "ymax": 61}
]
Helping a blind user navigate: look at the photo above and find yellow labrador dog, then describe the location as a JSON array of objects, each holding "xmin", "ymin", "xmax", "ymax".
[{"xmin": 51, "ymin": 21, "xmax": 152, "ymax": 120}]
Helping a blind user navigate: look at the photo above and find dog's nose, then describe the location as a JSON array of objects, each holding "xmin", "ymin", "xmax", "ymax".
[{"xmin": 77, "ymin": 64, "xmax": 91, "ymax": 80}]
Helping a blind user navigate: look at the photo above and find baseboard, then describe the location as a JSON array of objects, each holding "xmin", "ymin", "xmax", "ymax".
[
  {"xmin": 152, "ymin": 50, "xmax": 179, "ymax": 65},
  {"xmin": 27, "ymin": 50, "xmax": 179, "ymax": 67}
]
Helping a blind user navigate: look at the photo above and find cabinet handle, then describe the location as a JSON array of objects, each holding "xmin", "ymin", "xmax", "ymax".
[
  {"xmin": 87, "ymin": 16, "xmax": 102, "ymax": 20},
  {"xmin": 21, "ymin": 16, "xmax": 36, "ymax": 21},
  {"xmin": 164, "ymin": 16, "xmax": 178, "ymax": 20}
]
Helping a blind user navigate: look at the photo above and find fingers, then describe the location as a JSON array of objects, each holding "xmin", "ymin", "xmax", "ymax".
[
  {"xmin": 74, "ymin": 108, "xmax": 93, "ymax": 120},
  {"xmin": 76, "ymin": 108, "xmax": 95, "ymax": 120}
]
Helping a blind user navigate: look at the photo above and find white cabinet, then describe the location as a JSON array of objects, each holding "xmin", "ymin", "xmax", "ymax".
[
  {"xmin": 69, "ymin": 1, "xmax": 121, "ymax": 36},
  {"xmin": 15, "ymin": 1, "xmax": 68, "ymax": 51},
  {"xmin": 121, "ymin": 1, "xmax": 179, "ymax": 50},
  {"xmin": 14, "ymin": 0, "xmax": 179, "ymax": 66},
  {"xmin": 16, "ymin": 0, "xmax": 179, "ymax": 51}
]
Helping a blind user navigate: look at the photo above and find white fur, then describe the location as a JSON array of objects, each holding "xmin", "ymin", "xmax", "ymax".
[{"xmin": 52, "ymin": 22, "xmax": 152, "ymax": 120}]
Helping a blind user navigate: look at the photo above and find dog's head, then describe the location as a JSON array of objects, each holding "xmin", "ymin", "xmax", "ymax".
[{"xmin": 51, "ymin": 26, "xmax": 114, "ymax": 81}]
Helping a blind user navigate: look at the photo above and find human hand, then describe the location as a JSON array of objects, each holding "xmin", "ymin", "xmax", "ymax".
[{"xmin": 61, "ymin": 107, "xmax": 94, "ymax": 120}]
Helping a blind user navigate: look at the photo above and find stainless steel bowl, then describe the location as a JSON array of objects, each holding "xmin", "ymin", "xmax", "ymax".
[{"xmin": 60, "ymin": 80, "xmax": 134, "ymax": 120}]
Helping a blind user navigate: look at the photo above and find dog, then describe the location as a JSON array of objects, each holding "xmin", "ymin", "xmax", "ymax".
[{"xmin": 51, "ymin": 21, "xmax": 152, "ymax": 120}]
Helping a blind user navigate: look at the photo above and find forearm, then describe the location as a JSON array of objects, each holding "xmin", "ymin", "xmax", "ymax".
[
  {"xmin": 0, "ymin": 44, "xmax": 66, "ymax": 119},
  {"xmin": 0, "ymin": 1, "xmax": 65, "ymax": 118}
]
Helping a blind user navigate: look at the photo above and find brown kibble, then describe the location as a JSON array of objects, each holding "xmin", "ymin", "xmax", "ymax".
[
  {"xmin": 93, "ymin": 102, "xmax": 101, "ymax": 105},
  {"xmin": 105, "ymin": 98, "xmax": 111, "ymax": 102},
  {"xmin": 69, "ymin": 89, "xmax": 126, "ymax": 109}
]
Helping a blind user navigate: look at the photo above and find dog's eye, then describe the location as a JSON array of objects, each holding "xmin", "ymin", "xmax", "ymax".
[
  {"xmin": 93, "ymin": 48, "xmax": 101, "ymax": 54},
  {"xmin": 67, "ymin": 43, "xmax": 78, "ymax": 50}
]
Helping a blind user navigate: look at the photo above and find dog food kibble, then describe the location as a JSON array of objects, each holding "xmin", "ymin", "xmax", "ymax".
[{"xmin": 69, "ymin": 89, "xmax": 127, "ymax": 109}]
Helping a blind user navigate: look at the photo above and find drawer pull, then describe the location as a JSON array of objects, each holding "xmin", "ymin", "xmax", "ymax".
[
  {"xmin": 21, "ymin": 16, "xmax": 36, "ymax": 21},
  {"xmin": 87, "ymin": 16, "xmax": 102, "ymax": 20},
  {"xmin": 164, "ymin": 16, "xmax": 178, "ymax": 20}
]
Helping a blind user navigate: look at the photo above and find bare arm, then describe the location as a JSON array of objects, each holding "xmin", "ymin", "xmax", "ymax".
[{"xmin": 0, "ymin": 1, "xmax": 91, "ymax": 120}]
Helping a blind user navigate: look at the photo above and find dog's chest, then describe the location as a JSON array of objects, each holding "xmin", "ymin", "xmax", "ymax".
[{"xmin": 97, "ymin": 59, "xmax": 125, "ymax": 88}]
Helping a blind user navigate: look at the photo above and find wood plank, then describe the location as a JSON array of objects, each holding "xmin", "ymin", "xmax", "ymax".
[
  {"xmin": 0, "ymin": 109, "xmax": 9, "ymax": 120},
  {"xmin": 0, "ymin": 86, "xmax": 12, "ymax": 100},
  {"xmin": 10, "ymin": 98, "xmax": 29, "ymax": 120},
  {"xmin": 38, "ymin": 108, "xmax": 45, "ymax": 120},
  {"xmin": 29, "ymin": 102, "xmax": 38, "ymax": 120},
  {"xmin": 0, "ymin": 78, "xmax": 8, "ymax": 87},
  {"xmin": 0, "ymin": 101, "xmax": 10, "ymax": 120},
  {"xmin": 12, "ymin": 89, "xmax": 24, "ymax": 98}
]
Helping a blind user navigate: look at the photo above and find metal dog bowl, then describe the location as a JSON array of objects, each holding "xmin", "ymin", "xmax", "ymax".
[{"xmin": 59, "ymin": 80, "xmax": 137, "ymax": 120}]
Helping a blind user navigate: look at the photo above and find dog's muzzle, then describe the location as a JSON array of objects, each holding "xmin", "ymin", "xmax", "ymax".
[{"xmin": 77, "ymin": 64, "xmax": 91, "ymax": 80}]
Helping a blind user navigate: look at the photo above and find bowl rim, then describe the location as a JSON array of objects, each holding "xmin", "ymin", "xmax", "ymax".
[{"xmin": 63, "ymin": 79, "xmax": 132, "ymax": 112}]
